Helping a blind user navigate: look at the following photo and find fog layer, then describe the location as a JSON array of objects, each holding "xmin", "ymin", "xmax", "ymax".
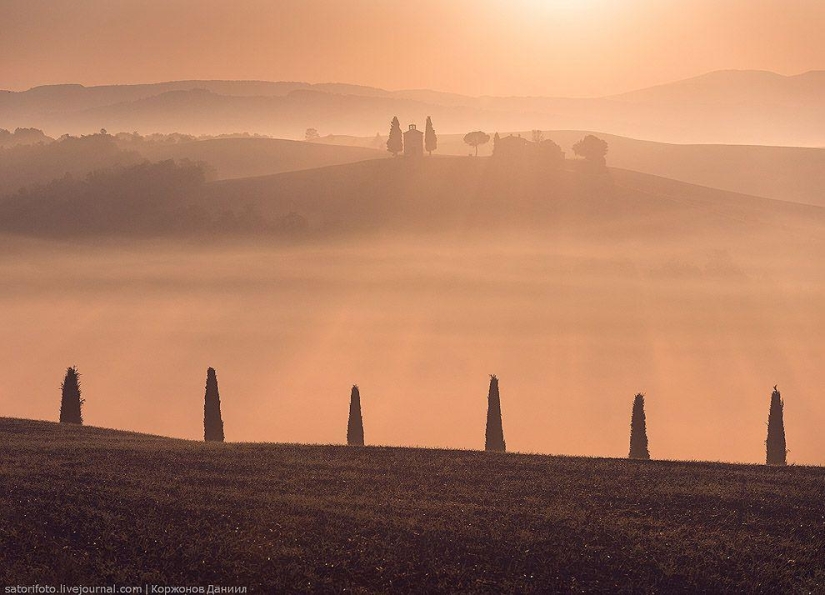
[{"xmin": 1, "ymin": 229, "xmax": 821, "ymax": 464}]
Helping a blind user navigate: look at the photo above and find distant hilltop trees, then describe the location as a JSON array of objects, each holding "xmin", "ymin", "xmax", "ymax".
[
  {"xmin": 387, "ymin": 116, "xmax": 437, "ymax": 157},
  {"xmin": 492, "ymin": 132, "xmax": 564, "ymax": 165},
  {"xmin": 464, "ymin": 131, "xmax": 490, "ymax": 157},
  {"xmin": 425, "ymin": 117, "xmax": 437, "ymax": 156},
  {"xmin": 573, "ymin": 134, "xmax": 609, "ymax": 167},
  {"xmin": 0, "ymin": 159, "xmax": 307, "ymax": 237},
  {"xmin": 0, "ymin": 127, "xmax": 52, "ymax": 148}
]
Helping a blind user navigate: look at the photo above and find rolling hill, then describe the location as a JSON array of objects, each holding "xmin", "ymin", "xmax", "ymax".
[
  {"xmin": 3, "ymin": 70, "xmax": 825, "ymax": 145},
  {"xmin": 0, "ymin": 134, "xmax": 385, "ymax": 196},
  {"xmin": 197, "ymin": 157, "xmax": 825, "ymax": 241},
  {"xmin": 320, "ymin": 131, "xmax": 825, "ymax": 208},
  {"xmin": 1, "ymin": 417, "xmax": 823, "ymax": 591},
  {"xmin": 126, "ymin": 136, "xmax": 385, "ymax": 181},
  {"xmin": 3, "ymin": 156, "xmax": 824, "ymax": 242}
]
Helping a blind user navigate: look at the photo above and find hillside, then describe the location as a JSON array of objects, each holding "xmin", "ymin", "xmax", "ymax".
[
  {"xmin": 199, "ymin": 157, "xmax": 825, "ymax": 240},
  {"xmin": 127, "ymin": 137, "xmax": 385, "ymax": 180},
  {"xmin": 612, "ymin": 69, "xmax": 825, "ymax": 106},
  {"xmin": 3, "ymin": 156, "xmax": 824, "ymax": 240},
  {"xmin": 321, "ymin": 131, "xmax": 825, "ymax": 208},
  {"xmin": 3, "ymin": 71, "xmax": 825, "ymax": 144},
  {"xmin": 0, "ymin": 134, "xmax": 384, "ymax": 196},
  {"xmin": 1, "ymin": 159, "xmax": 823, "ymax": 464},
  {"xmin": 1, "ymin": 417, "xmax": 822, "ymax": 591}
]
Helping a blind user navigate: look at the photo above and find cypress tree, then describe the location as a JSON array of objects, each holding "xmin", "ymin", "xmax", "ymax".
[
  {"xmin": 629, "ymin": 393, "xmax": 650, "ymax": 460},
  {"xmin": 485, "ymin": 375, "xmax": 506, "ymax": 452},
  {"xmin": 346, "ymin": 385, "xmax": 365, "ymax": 446},
  {"xmin": 766, "ymin": 385, "xmax": 787, "ymax": 466},
  {"xmin": 425, "ymin": 116, "xmax": 437, "ymax": 156},
  {"xmin": 387, "ymin": 116, "xmax": 403, "ymax": 156},
  {"xmin": 203, "ymin": 367, "xmax": 225, "ymax": 442},
  {"xmin": 59, "ymin": 366, "xmax": 83, "ymax": 424}
]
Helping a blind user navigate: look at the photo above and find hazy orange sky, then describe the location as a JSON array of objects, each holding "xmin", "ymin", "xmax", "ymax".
[{"xmin": 2, "ymin": 0, "xmax": 824, "ymax": 97}]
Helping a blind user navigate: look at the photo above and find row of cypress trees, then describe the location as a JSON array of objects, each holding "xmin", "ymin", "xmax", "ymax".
[{"xmin": 55, "ymin": 366, "xmax": 789, "ymax": 465}]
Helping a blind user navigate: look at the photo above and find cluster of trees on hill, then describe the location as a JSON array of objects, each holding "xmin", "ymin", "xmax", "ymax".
[
  {"xmin": 113, "ymin": 130, "xmax": 274, "ymax": 145},
  {"xmin": 0, "ymin": 127, "xmax": 52, "ymax": 148},
  {"xmin": 0, "ymin": 159, "xmax": 305, "ymax": 237},
  {"xmin": 0, "ymin": 132, "xmax": 144, "ymax": 195},
  {"xmin": 457, "ymin": 130, "xmax": 608, "ymax": 166},
  {"xmin": 55, "ymin": 365, "xmax": 790, "ymax": 465},
  {"xmin": 386, "ymin": 116, "xmax": 438, "ymax": 157}
]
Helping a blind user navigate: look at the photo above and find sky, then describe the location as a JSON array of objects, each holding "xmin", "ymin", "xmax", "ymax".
[{"xmin": 2, "ymin": 0, "xmax": 824, "ymax": 97}]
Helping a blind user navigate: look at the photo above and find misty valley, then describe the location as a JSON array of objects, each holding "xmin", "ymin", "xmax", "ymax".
[
  {"xmin": 2, "ymin": 13, "xmax": 825, "ymax": 586},
  {"xmin": 1, "ymin": 137, "xmax": 822, "ymax": 465}
]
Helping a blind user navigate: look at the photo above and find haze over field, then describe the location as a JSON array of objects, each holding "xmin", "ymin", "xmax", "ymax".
[
  {"xmin": 1, "ymin": 159, "xmax": 823, "ymax": 464},
  {"xmin": 3, "ymin": 71, "xmax": 825, "ymax": 145},
  {"xmin": 0, "ymin": 0, "xmax": 823, "ymax": 466},
  {"xmin": 3, "ymin": 1, "xmax": 825, "ymax": 591}
]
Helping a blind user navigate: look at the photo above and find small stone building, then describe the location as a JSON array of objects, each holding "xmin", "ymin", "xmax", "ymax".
[{"xmin": 404, "ymin": 124, "xmax": 423, "ymax": 157}]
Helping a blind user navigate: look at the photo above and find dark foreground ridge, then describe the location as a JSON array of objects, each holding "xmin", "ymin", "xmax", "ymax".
[{"xmin": 1, "ymin": 417, "xmax": 823, "ymax": 592}]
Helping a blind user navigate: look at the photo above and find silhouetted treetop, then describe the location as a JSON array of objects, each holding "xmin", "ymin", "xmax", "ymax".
[
  {"xmin": 573, "ymin": 135, "xmax": 609, "ymax": 165},
  {"xmin": 347, "ymin": 385, "xmax": 365, "ymax": 446},
  {"xmin": 766, "ymin": 385, "xmax": 787, "ymax": 465},
  {"xmin": 59, "ymin": 366, "xmax": 84, "ymax": 425},
  {"xmin": 629, "ymin": 393, "xmax": 650, "ymax": 460},
  {"xmin": 0, "ymin": 159, "xmax": 303, "ymax": 237},
  {"xmin": 425, "ymin": 116, "xmax": 437, "ymax": 156},
  {"xmin": 387, "ymin": 117, "xmax": 403, "ymax": 157},
  {"xmin": 204, "ymin": 367, "xmax": 225, "ymax": 443},
  {"xmin": 464, "ymin": 131, "xmax": 490, "ymax": 157},
  {"xmin": 485, "ymin": 374, "xmax": 506, "ymax": 452}
]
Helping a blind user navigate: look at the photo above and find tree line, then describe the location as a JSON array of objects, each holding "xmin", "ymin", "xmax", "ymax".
[{"xmin": 55, "ymin": 366, "xmax": 789, "ymax": 466}]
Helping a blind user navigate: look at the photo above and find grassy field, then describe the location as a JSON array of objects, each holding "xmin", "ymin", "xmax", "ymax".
[{"xmin": 1, "ymin": 418, "xmax": 823, "ymax": 593}]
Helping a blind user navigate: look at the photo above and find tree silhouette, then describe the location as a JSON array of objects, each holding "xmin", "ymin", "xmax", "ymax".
[
  {"xmin": 387, "ymin": 117, "xmax": 403, "ymax": 156},
  {"xmin": 573, "ymin": 134, "xmax": 609, "ymax": 166},
  {"xmin": 629, "ymin": 393, "xmax": 650, "ymax": 460},
  {"xmin": 59, "ymin": 366, "xmax": 83, "ymax": 425},
  {"xmin": 464, "ymin": 131, "xmax": 491, "ymax": 157},
  {"xmin": 492, "ymin": 132, "xmax": 501, "ymax": 155},
  {"xmin": 425, "ymin": 116, "xmax": 437, "ymax": 156},
  {"xmin": 305, "ymin": 128, "xmax": 320, "ymax": 142},
  {"xmin": 485, "ymin": 375, "xmax": 506, "ymax": 452},
  {"xmin": 347, "ymin": 385, "xmax": 365, "ymax": 446},
  {"xmin": 203, "ymin": 367, "xmax": 225, "ymax": 442},
  {"xmin": 531, "ymin": 130, "xmax": 544, "ymax": 144},
  {"xmin": 766, "ymin": 385, "xmax": 787, "ymax": 465}
]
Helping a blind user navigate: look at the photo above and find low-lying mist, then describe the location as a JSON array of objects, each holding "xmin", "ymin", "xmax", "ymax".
[{"xmin": 1, "ymin": 231, "xmax": 821, "ymax": 465}]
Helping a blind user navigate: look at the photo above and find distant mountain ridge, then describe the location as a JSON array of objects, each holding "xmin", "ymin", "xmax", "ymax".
[
  {"xmin": 2, "ymin": 70, "xmax": 824, "ymax": 145},
  {"xmin": 612, "ymin": 69, "xmax": 825, "ymax": 105}
]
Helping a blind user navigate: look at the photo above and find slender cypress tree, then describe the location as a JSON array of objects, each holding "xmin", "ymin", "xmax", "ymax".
[
  {"xmin": 766, "ymin": 385, "xmax": 787, "ymax": 466},
  {"xmin": 425, "ymin": 116, "xmax": 437, "ymax": 156},
  {"xmin": 485, "ymin": 375, "xmax": 506, "ymax": 452},
  {"xmin": 346, "ymin": 385, "xmax": 365, "ymax": 446},
  {"xmin": 59, "ymin": 366, "xmax": 83, "ymax": 424},
  {"xmin": 387, "ymin": 116, "xmax": 403, "ymax": 156},
  {"xmin": 629, "ymin": 393, "xmax": 650, "ymax": 460},
  {"xmin": 203, "ymin": 367, "xmax": 225, "ymax": 442}
]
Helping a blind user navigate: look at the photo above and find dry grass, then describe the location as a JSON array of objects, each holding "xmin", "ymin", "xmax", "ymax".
[{"xmin": 1, "ymin": 417, "xmax": 823, "ymax": 592}]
